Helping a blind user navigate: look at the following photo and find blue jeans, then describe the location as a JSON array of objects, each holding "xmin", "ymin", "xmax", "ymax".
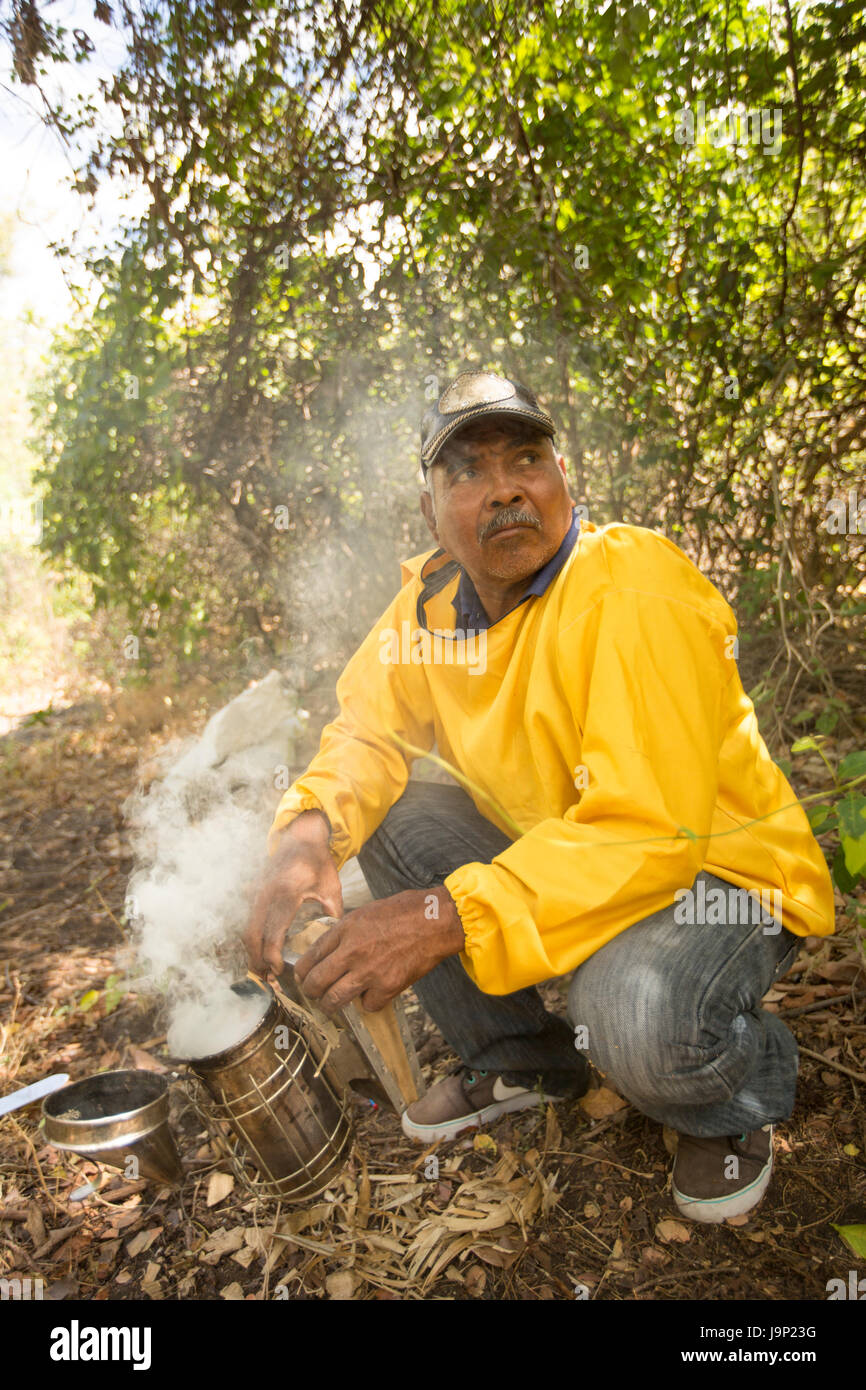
[{"xmin": 357, "ymin": 782, "xmax": 801, "ymax": 1135}]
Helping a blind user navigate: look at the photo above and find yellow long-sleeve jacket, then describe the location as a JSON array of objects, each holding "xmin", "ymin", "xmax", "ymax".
[{"xmin": 269, "ymin": 518, "xmax": 835, "ymax": 994}]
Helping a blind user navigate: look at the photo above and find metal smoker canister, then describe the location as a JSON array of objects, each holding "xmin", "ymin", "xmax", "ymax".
[
  {"xmin": 42, "ymin": 1070, "xmax": 183, "ymax": 1185},
  {"xmin": 185, "ymin": 985, "xmax": 351, "ymax": 1201}
]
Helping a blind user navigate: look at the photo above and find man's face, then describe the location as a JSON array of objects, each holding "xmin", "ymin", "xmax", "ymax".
[{"xmin": 420, "ymin": 420, "xmax": 574, "ymax": 590}]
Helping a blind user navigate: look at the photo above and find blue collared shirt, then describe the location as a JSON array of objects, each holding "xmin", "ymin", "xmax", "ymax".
[{"xmin": 453, "ymin": 506, "xmax": 582, "ymax": 631}]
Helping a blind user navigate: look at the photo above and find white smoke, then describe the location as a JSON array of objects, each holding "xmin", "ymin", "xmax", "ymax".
[
  {"xmin": 124, "ymin": 672, "xmax": 304, "ymax": 1058},
  {"xmin": 168, "ymin": 978, "xmax": 270, "ymax": 1059}
]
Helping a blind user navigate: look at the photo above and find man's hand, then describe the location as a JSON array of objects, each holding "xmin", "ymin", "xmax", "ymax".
[
  {"xmin": 294, "ymin": 886, "xmax": 465, "ymax": 1015},
  {"xmin": 244, "ymin": 810, "xmax": 343, "ymax": 978}
]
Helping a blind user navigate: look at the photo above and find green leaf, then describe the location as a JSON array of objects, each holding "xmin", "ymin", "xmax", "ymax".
[
  {"xmin": 624, "ymin": 4, "xmax": 648, "ymax": 38},
  {"xmin": 790, "ymin": 710, "xmax": 815, "ymax": 726},
  {"xmin": 816, "ymin": 706, "xmax": 840, "ymax": 735},
  {"xmin": 807, "ymin": 804, "xmax": 835, "ymax": 833},
  {"xmin": 24, "ymin": 706, "xmax": 54, "ymax": 727},
  {"xmin": 791, "ymin": 736, "xmax": 821, "ymax": 754},
  {"xmin": 841, "ymin": 833, "xmax": 866, "ymax": 879},
  {"xmin": 837, "ymin": 793, "xmax": 866, "ymax": 839},
  {"xmin": 809, "ymin": 261, "xmax": 838, "ymax": 290},
  {"xmin": 839, "ymin": 751, "xmax": 866, "ymax": 782},
  {"xmin": 831, "ymin": 1224, "xmax": 866, "ymax": 1259},
  {"xmin": 831, "ymin": 846, "xmax": 857, "ymax": 895},
  {"xmin": 103, "ymin": 973, "xmax": 125, "ymax": 1016},
  {"xmin": 78, "ymin": 989, "xmax": 100, "ymax": 1013}
]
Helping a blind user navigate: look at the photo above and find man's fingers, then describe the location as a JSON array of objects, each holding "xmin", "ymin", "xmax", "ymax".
[
  {"xmin": 243, "ymin": 827, "xmax": 336, "ymax": 967},
  {"xmin": 293, "ymin": 924, "xmax": 342, "ymax": 985},
  {"xmin": 244, "ymin": 880, "xmax": 275, "ymax": 948},
  {"xmin": 245, "ymin": 852, "xmax": 341, "ymax": 977},
  {"xmin": 298, "ymin": 940, "xmax": 354, "ymax": 1002},
  {"xmin": 320, "ymin": 972, "xmax": 368, "ymax": 1016},
  {"xmin": 358, "ymin": 985, "xmax": 394, "ymax": 1013},
  {"xmin": 261, "ymin": 865, "xmax": 344, "ymax": 978},
  {"xmin": 243, "ymin": 880, "xmax": 283, "ymax": 974},
  {"xmin": 261, "ymin": 909, "xmax": 297, "ymax": 977},
  {"xmin": 245, "ymin": 869, "xmax": 310, "ymax": 975},
  {"xmin": 315, "ymin": 862, "xmax": 344, "ymax": 921}
]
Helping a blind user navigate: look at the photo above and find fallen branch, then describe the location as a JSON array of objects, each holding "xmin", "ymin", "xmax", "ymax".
[
  {"xmin": 635, "ymin": 1261, "xmax": 738, "ymax": 1293},
  {"xmin": 33, "ymin": 1219, "xmax": 85, "ymax": 1259},
  {"xmin": 798, "ymin": 1044, "xmax": 866, "ymax": 1084},
  {"xmin": 547, "ymin": 1150, "xmax": 655, "ymax": 1180},
  {"xmin": 6, "ymin": 1115, "xmax": 69, "ymax": 1216},
  {"xmin": 781, "ymin": 990, "xmax": 855, "ymax": 1018}
]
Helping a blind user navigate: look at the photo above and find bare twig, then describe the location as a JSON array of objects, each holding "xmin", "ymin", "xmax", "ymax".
[
  {"xmin": 635, "ymin": 1262, "xmax": 738, "ymax": 1293},
  {"xmin": 797, "ymin": 1044, "xmax": 866, "ymax": 1084},
  {"xmin": 92, "ymin": 887, "xmax": 126, "ymax": 936},
  {"xmin": 33, "ymin": 1220, "xmax": 86, "ymax": 1260},
  {"xmin": 780, "ymin": 989, "xmax": 855, "ymax": 1018},
  {"xmin": 547, "ymin": 1150, "xmax": 655, "ymax": 1180},
  {"xmin": 5, "ymin": 1115, "xmax": 69, "ymax": 1217}
]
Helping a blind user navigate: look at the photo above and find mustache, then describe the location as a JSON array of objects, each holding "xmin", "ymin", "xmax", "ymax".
[{"xmin": 479, "ymin": 508, "xmax": 542, "ymax": 542}]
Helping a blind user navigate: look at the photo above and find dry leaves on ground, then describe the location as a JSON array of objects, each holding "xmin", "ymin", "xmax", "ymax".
[
  {"xmin": 655, "ymin": 1219, "xmax": 692, "ymax": 1244},
  {"xmin": 579, "ymin": 1086, "xmax": 628, "ymax": 1120},
  {"xmin": 206, "ymin": 1172, "xmax": 235, "ymax": 1207},
  {"xmin": 259, "ymin": 1144, "xmax": 561, "ymax": 1299}
]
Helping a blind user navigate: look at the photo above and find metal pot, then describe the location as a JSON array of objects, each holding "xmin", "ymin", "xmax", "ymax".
[{"xmin": 42, "ymin": 1069, "xmax": 183, "ymax": 1185}]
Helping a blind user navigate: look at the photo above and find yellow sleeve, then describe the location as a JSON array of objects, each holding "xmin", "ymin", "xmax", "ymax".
[
  {"xmin": 268, "ymin": 591, "xmax": 435, "ymax": 867},
  {"xmin": 445, "ymin": 587, "xmax": 731, "ymax": 993}
]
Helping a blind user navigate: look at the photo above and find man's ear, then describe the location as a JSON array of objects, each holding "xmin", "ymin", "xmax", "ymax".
[
  {"xmin": 420, "ymin": 487, "xmax": 440, "ymax": 544},
  {"xmin": 555, "ymin": 452, "xmax": 575, "ymax": 503}
]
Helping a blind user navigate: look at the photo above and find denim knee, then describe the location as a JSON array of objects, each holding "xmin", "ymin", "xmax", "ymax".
[{"xmin": 567, "ymin": 953, "xmax": 754, "ymax": 1107}]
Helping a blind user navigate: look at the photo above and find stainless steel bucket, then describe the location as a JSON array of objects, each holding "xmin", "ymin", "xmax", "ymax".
[
  {"xmin": 184, "ymin": 984, "xmax": 352, "ymax": 1201},
  {"xmin": 42, "ymin": 1069, "xmax": 183, "ymax": 1185}
]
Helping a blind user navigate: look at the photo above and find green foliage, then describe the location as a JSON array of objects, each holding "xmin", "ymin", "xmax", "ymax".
[
  {"xmin": 790, "ymin": 735, "xmax": 866, "ymax": 952},
  {"xmin": 832, "ymin": 1224, "xmax": 866, "ymax": 1260},
  {"xmin": 72, "ymin": 974, "xmax": 124, "ymax": 1016},
  {"xmin": 102, "ymin": 973, "xmax": 125, "ymax": 1016},
  {"xmin": 23, "ymin": 706, "xmax": 54, "ymax": 727},
  {"xmin": 6, "ymin": 0, "xmax": 866, "ymax": 666}
]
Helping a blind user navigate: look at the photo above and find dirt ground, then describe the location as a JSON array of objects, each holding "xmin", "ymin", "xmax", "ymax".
[{"xmin": 1, "ymin": 686, "xmax": 864, "ymax": 1301}]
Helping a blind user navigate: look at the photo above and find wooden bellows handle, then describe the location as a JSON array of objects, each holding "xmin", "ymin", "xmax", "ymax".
[{"xmin": 285, "ymin": 918, "xmax": 422, "ymax": 1108}]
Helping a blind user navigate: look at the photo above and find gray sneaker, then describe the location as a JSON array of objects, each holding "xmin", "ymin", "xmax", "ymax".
[{"xmin": 401, "ymin": 1067, "xmax": 563, "ymax": 1144}]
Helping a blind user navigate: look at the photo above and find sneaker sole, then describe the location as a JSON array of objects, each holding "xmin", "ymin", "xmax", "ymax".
[
  {"xmin": 672, "ymin": 1155, "xmax": 773, "ymax": 1224},
  {"xmin": 401, "ymin": 1091, "xmax": 562, "ymax": 1145}
]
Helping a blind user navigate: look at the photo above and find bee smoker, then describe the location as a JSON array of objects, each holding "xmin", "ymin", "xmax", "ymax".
[
  {"xmin": 182, "ymin": 980, "xmax": 352, "ymax": 1201},
  {"xmin": 38, "ymin": 921, "xmax": 421, "ymax": 1202}
]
